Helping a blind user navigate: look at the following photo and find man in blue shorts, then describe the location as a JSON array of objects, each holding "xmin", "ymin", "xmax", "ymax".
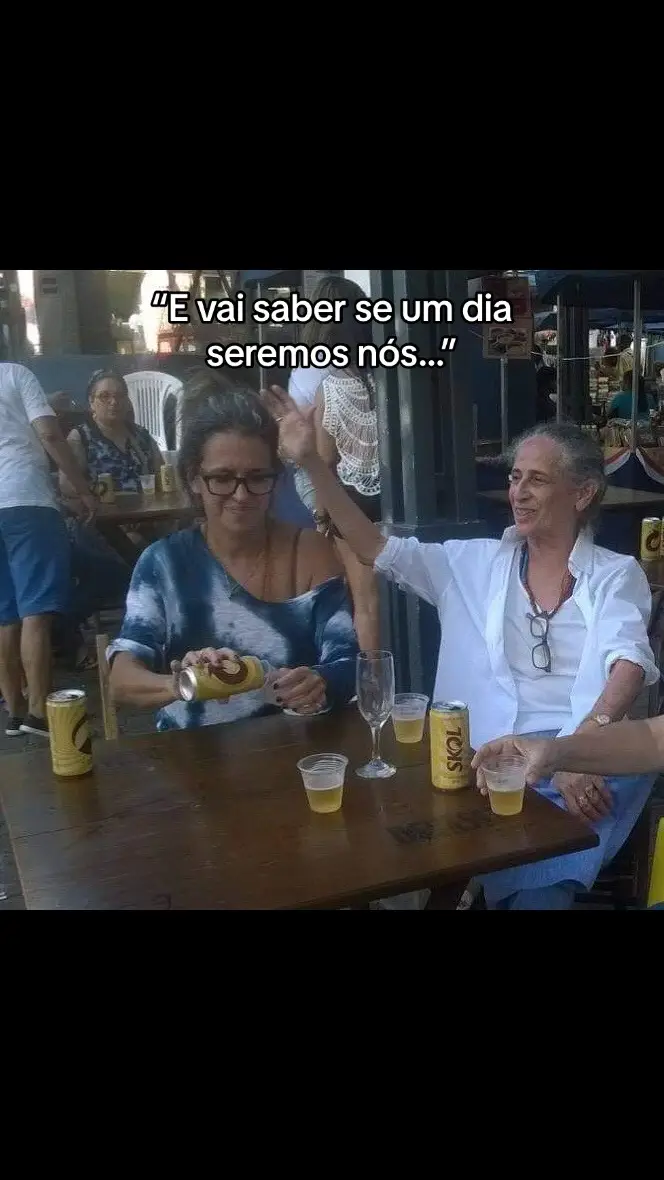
[{"xmin": 0, "ymin": 362, "xmax": 97, "ymax": 736}]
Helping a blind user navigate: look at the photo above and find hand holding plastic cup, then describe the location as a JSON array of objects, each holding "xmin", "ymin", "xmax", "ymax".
[
  {"xmin": 140, "ymin": 474, "xmax": 156, "ymax": 496},
  {"xmin": 297, "ymin": 754, "xmax": 348, "ymax": 814},
  {"xmin": 391, "ymin": 693, "xmax": 429, "ymax": 743},
  {"xmin": 482, "ymin": 754, "xmax": 527, "ymax": 816}
]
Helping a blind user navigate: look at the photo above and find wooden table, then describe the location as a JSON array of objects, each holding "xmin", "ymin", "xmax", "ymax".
[
  {"xmin": 480, "ymin": 486, "xmax": 664, "ymax": 512},
  {"xmin": 0, "ymin": 710, "xmax": 597, "ymax": 910},
  {"xmin": 96, "ymin": 490, "xmax": 197, "ymax": 526}
]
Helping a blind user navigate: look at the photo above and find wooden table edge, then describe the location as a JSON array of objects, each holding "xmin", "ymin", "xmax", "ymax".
[{"xmin": 284, "ymin": 828, "xmax": 599, "ymax": 910}]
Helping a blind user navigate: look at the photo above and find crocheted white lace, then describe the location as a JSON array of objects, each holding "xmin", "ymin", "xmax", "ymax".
[{"xmin": 321, "ymin": 370, "xmax": 380, "ymax": 498}]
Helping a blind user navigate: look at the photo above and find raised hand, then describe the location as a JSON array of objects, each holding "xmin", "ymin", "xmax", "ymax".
[{"xmin": 261, "ymin": 385, "xmax": 317, "ymax": 465}]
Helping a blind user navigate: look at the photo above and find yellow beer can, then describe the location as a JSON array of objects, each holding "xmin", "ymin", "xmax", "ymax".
[
  {"xmin": 641, "ymin": 516, "xmax": 661, "ymax": 560},
  {"xmin": 94, "ymin": 473, "xmax": 115, "ymax": 504},
  {"xmin": 159, "ymin": 464, "xmax": 176, "ymax": 494},
  {"xmin": 430, "ymin": 700, "xmax": 471, "ymax": 791},
  {"xmin": 46, "ymin": 689, "xmax": 93, "ymax": 778},
  {"xmin": 177, "ymin": 656, "xmax": 266, "ymax": 702}
]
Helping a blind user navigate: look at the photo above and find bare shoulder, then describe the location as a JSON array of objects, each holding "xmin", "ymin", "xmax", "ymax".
[{"xmin": 297, "ymin": 527, "xmax": 344, "ymax": 587}]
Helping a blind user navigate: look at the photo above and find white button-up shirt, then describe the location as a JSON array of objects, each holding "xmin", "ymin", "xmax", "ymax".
[{"xmin": 374, "ymin": 527, "xmax": 659, "ymax": 750}]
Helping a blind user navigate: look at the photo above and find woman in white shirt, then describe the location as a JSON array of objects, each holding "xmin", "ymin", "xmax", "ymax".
[
  {"xmin": 289, "ymin": 276, "xmax": 381, "ymax": 650},
  {"xmin": 263, "ymin": 390, "xmax": 658, "ymax": 910}
]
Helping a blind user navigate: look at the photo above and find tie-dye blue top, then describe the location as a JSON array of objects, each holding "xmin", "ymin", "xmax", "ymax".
[{"xmin": 106, "ymin": 526, "xmax": 359, "ymax": 731}]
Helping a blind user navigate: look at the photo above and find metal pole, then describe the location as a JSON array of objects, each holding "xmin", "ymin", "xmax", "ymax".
[
  {"xmin": 631, "ymin": 277, "xmax": 642, "ymax": 453},
  {"xmin": 256, "ymin": 281, "xmax": 266, "ymax": 389},
  {"xmin": 556, "ymin": 301, "xmax": 563, "ymax": 421},
  {"xmin": 500, "ymin": 356, "xmax": 509, "ymax": 451}
]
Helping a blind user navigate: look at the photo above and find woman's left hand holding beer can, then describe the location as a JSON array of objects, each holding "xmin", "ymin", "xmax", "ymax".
[{"xmin": 170, "ymin": 648, "xmax": 240, "ymax": 702}]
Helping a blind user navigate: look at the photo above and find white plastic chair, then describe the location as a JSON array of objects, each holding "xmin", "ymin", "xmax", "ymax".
[
  {"xmin": 125, "ymin": 371, "xmax": 183, "ymax": 452},
  {"xmin": 173, "ymin": 385, "xmax": 185, "ymax": 449}
]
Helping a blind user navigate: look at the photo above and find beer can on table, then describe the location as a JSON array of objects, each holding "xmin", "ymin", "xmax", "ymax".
[
  {"xmin": 177, "ymin": 656, "xmax": 266, "ymax": 702},
  {"xmin": 430, "ymin": 700, "xmax": 470, "ymax": 791},
  {"xmin": 641, "ymin": 517, "xmax": 661, "ymax": 560},
  {"xmin": 46, "ymin": 689, "xmax": 93, "ymax": 778},
  {"xmin": 159, "ymin": 464, "xmax": 176, "ymax": 494},
  {"xmin": 94, "ymin": 473, "xmax": 115, "ymax": 504}
]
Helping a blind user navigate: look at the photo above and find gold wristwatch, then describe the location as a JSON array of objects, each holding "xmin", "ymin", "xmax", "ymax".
[{"xmin": 590, "ymin": 714, "xmax": 611, "ymax": 727}]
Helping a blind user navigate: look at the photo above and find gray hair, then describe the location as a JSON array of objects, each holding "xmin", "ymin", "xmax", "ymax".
[
  {"xmin": 177, "ymin": 372, "xmax": 281, "ymax": 491},
  {"xmin": 506, "ymin": 421, "xmax": 607, "ymax": 527}
]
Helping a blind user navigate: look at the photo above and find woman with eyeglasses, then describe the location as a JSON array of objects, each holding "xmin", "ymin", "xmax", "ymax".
[
  {"xmin": 61, "ymin": 370, "xmax": 163, "ymax": 496},
  {"xmin": 59, "ymin": 369, "xmax": 165, "ymax": 566},
  {"xmin": 107, "ymin": 376, "xmax": 358, "ymax": 730},
  {"xmin": 263, "ymin": 391, "xmax": 658, "ymax": 910}
]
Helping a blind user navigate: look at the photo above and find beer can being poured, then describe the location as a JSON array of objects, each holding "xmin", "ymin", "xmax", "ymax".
[
  {"xmin": 46, "ymin": 689, "xmax": 93, "ymax": 778},
  {"xmin": 177, "ymin": 656, "xmax": 266, "ymax": 702},
  {"xmin": 430, "ymin": 700, "xmax": 470, "ymax": 791}
]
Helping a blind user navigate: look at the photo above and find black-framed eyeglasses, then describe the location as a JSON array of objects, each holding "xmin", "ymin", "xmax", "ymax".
[
  {"xmin": 95, "ymin": 391, "xmax": 129, "ymax": 404},
  {"xmin": 199, "ymin": 472, "xmax": 278, "ymax": 497},
  {"xmin": 527, "ymin": 612, "xmax": 552, "ymax": 673}
]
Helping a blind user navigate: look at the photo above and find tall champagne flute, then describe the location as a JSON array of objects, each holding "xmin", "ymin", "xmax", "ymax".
[{"xmin": 355, "ymin": 650, "xmax": 396, "ymax": 779}]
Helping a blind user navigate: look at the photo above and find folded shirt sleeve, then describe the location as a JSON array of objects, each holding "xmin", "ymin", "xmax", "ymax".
[{"xmin": 374, "ymin": 535, "xmax": 452, "ymax": 607}]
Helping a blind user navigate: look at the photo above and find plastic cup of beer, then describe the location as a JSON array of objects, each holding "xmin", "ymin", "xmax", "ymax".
[
  {"xmin": 391, "ymin": 693, "xmax": 429, "ymax": 743},
  {"xmin": 297, "ymin": 754, "xmax": 348, "ymax": 814},
  {"xmin": 482, "ymin": 755, "xmax": 527, "ymax": 817},
  {"xmin": 140, "ymin": 474, "xmax": 156, "ymax": 496}
]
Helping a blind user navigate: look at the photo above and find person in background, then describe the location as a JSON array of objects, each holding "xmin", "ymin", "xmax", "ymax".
[
  {"xmin": 107, "ymin": 379, "xmax": 358, "ymax": 731},
  {"xmin": 61, "ymin": 369, "xmax": 162, "ymax": 493},
  {"xmin": 286, "ymin": 299, "xmax": 335, "ymax": 525},
  {"xmin": 263, "ymin": 394, "xmax": 658, "ymax": 910},
  {"xmin": 289, "ymin": 360, "xmax": 334, "ymax": 411},
  {"xmin": 46, "ymin": 391, "xmax": 131, "ymax": 672},
  {"xmin": 60, "ymin": 369, "xmax": 163, "ymax": 566},
  {"xmin": 615, "ymin": 332, "xmax": 636, "ymax": 380},
  {"xmin": 598, "ymin": 345, "xmax": 619, "ymax": 380},
  {"xmin": 0, "ymin": 362, "xmax": 97, "ymax": 737},
  {"xmin": 606, "ymin": 370, "xmax": 656, "ymax": 422}
]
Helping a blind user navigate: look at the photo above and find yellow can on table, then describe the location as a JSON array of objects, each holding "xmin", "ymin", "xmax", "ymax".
[
  {"xmin": 46, "ymin": 689, "xmax": 93, "ymax": 778},
  {"xmin": 94, "ymin": 473, "xmax": 115, "ymax": 504},
  {"xmin": 177, "ymin": 656, "xmax": 266, "ymax": 702},
  {"xmin": 159, "ymin": 463, "xmax": 176, "ymax": 494},
  {"xmin": 641, "ymin": 517, "xmax": 661, "ymax": 560},
  {"xmin": 430, "ymin": 700, "xmax": 470, "ymax": 791}
]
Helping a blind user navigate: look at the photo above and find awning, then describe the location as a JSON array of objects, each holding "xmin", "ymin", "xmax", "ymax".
[
  {"xmin": 535, "ymin": 307, "xmax": 664, "ymax": 331},
  {"xmin": 533, "ymin": 270, "xmax": 664, "ymax": 311}
]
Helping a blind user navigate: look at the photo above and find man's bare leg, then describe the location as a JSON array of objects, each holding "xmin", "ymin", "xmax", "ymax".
[
  {"xmin": 0, "ymin": 621, "xmax": 23, "ymax": 717},
  {"xmin": 20, "ymin": 614, "xmax": 53, "ymax": 721}
]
